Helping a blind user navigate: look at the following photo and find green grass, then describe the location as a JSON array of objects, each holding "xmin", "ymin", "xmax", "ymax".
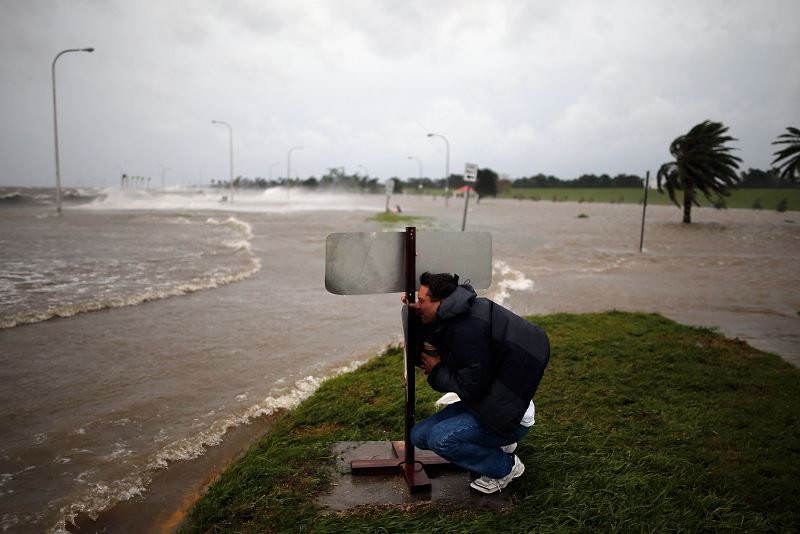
[
  {"xmin": 181, "ymin": 312, "xmax": 800, "ymax": 533},
  {"xmin": 500, "ymin": 188, "xmax": 800, "ymax": 211},
  {"xmin": 368, "ymin": 212, "xmax": 431, "ymax": 225}
]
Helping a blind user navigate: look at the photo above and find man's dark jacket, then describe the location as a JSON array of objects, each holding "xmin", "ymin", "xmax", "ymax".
[{"xmin": 426, "ymin": 283, "xmax": 550, "ymax": 438}]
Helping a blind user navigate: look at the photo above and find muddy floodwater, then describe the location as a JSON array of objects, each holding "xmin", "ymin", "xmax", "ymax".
[
  {"xmin": 1, "ymin": 188, "xmax": 797, "ymax": 532},
  {"xmin": 468, "ymin": 197, "xmax": 799, "ymax": 364}
]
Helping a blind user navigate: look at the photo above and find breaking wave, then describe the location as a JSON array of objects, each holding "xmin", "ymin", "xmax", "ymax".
[
  {"xmin": 0, "ymin": 216, "xmax": 260, "ymax": 329},
  {"xmin": 52, "ymin": 359, "xmax": 366, "ymax": 533},
  {"xmin": 81, "ymin": 187, "xmax": 383, "ymax": 214},
  {"xmin": 485, "ymin": 260, "xmax": 534, "ymax": 306},
  {"xmin": 0, "ymin": 187, "xmax": 101, "ymax": 206}
]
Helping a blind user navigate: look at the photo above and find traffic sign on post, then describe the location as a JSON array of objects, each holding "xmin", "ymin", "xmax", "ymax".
[
  {"xmin": 464, "ymin": 162, "xmax": 478, "ymax": 182},
  {"xmin": 461, "ymin": 163, "xmax": 478, "ymax": 231},
  {"xmin": 325, "ymin": 228, "xmax": 492, "ymax": 492}
]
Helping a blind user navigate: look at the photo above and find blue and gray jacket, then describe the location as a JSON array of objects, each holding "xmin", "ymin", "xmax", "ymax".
[{"xmin": 426, "ymin": 283, "xmax": 550, "ymax": 437}]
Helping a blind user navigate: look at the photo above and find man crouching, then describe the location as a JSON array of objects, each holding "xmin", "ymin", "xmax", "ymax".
[{"xmin": 407, "ymin": 272, "xmax": 550, "ymax": 494}]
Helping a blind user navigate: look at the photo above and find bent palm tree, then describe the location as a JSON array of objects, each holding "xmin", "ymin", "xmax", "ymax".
[
  {"xmin": 772, "ymin": 127, "xmax": 800, "ymax": 183},
  {"xmin": 657, "ymin": 120, "xmax": 741, "ymax": 224}
]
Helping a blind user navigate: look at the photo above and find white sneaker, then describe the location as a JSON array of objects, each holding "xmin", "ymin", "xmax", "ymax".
[
  {"xmin": 500, "ymin": 442, "xmax": 517, "ymax": 454},
  {"xmin": 469, "ymin": 455, "xmax": 525, "ymax": 494}
]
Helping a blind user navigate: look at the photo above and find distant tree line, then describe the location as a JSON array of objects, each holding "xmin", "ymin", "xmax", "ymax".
[
  {"xmin": 737, "ymin": 167, "xmax": 799, "ymax": 189},
  {"xmin": 213, "ymin": 165, "xmax": 797, "ymax": 197},
  {"xmin": 513, "ymin": 173, "xmax": 644, "ymax": 188},
  {"xmin": 208, "ymin": 122, "xmax": 800, "ymax": 224},
  {"xmin": 211, "ymin": 164, "xmax": 797, "ymax": 199},
  {"xmin": 212, "ymin": 167, "xmax": 384, "ymax": 193}
]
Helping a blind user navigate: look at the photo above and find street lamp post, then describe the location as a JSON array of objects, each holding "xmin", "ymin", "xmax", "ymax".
[
  {"xmin": 52, "ymin": 47, "xmax": 94, "ymax": 214},
  {"xmin": 211, "ymin": 120, "xmax": 234, "ymax": 203},
  {"xmin": 426, "ymin": 133, "xmax": 450, "ymax": 206}
]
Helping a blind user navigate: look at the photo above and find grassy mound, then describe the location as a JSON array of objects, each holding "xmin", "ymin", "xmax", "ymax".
[
  {"xmin": 182, "ymin": 312, "xmax": 800, "ymax": 533},
  {"xmin": 367, "ymin": 212, "xmax": 431, "ymax": 225}
]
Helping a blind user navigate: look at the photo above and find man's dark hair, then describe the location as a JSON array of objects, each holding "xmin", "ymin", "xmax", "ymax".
[{"xmin": 419, "ymin": 272, "xmax": 459, "ymax": 301}]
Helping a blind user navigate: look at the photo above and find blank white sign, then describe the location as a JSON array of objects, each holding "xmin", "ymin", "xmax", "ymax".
[{"xmin": 325, "ymin": 231, "xmax": 492, "ymax": 295}]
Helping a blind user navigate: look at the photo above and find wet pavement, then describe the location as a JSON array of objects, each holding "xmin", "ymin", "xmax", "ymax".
[{"xmin": 317, "ymin": 441, "xmax": 515, "ymax": 512}]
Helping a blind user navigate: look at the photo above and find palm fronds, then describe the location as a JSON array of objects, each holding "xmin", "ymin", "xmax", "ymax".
[
  {"xmin": 657, "ymin": 120, "xmax": 741, "ymax": 223},
  {"xmin": 772, "ymin": 126, "xmax": 800, "ymax": 183}
]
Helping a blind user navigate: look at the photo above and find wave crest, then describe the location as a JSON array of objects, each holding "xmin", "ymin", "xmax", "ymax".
[
  {"xmin": 0, "ymin": 215, "xmax": 260, "ymax": 329},
  {"xmin": 485, "ymin": 260, "xmax": 534, "ymax": 306},
  {"xmin": 53, "ymin": 359, "xmax": 366, "ymax": 533}
]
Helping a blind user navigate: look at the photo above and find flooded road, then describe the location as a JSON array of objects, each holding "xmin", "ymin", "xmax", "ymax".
[{"xmin": 2, "ymin": 189, "xmax": 797, "ymax": 532}]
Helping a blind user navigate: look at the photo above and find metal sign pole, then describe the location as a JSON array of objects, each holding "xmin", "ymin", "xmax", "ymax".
[
  {"xmin": 461, "ymin": 187, "xmax": 470, "ymax": 231},
  {"xmin": 639, "ymin": 170, "xmax": 650, "ymax": 253},
  {"xmin": 403, "ymin": 227, "xmax": 417, "ymax": 470},
  {"xmin": 462, "ymin": 163, "xmax": 478, "ymax": 232},
  {"xmin": 327, "ymin": 228, "xmax": 493, "ymax": 492}
]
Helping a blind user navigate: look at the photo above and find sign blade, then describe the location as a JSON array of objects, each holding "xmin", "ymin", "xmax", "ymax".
[{"xmin": 325, "ymin": 231, "xmax": 492, "ymax": 295}]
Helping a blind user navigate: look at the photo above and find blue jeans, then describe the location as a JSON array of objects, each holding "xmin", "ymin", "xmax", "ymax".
[{"xmin": 410, "ymin": 401, "xmax": 530, "ymax": 479}]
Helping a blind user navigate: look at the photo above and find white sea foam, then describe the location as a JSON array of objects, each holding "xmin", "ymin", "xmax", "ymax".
[
  {"xmin": 223, "ymin": 239, "xmax": 253, "ymax": 253},
  {"xmin": 485, "ymin": 260, "xmax": 534, "ymax": 306},
  {"xmin": 207, "ymin": 215, "xmax": 254, "ymax": 239},
  {"xmin": 102, "ymin": 442, "xmax": 133, "ymax": 462},
  {"xmin": 0, "ymin": 215, "xmax": 261, "ymax": 329},
  {"xmin": 54, "ymin": 475, "xmax": 150, "ymax": 533},
  {"xmin": 147, "ymin": 360, "xmax": 365, "ymax": 468},
  {"xmin": 52, "ymin": 358, "xmax": 367, "ymax": 534},
  {"xmin": 80, "ymin": 187, "xmax": 382, "ymax": 214}
]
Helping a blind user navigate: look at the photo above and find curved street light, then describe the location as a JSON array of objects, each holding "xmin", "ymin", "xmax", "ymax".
[
  {"xmin": 426, "ymin": 132, "xmax": 450, "ymax": 206},
  {"xmin": 52, "ymin": 47, "xmax": 94, "ymax": 214}
]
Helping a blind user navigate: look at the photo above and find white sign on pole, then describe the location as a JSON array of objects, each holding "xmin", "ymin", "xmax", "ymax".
[
  {"xmin": 325, "ymin": 231, "xmax": 492, "ymax": 295},
  {"xmin": 464, "ymin": 163, "xmax": 478, "ymax": 182},
  {"xmin": 385, "ymin": 179, "xmax": 395, "ymax": 194}
]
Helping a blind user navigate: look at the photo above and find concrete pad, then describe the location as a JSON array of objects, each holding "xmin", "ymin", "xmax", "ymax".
[{"xmin": 316, "ymin": 441, "xmax": 514, "ymax": 512}]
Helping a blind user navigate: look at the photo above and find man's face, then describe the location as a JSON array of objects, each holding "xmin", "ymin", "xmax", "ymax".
[{"xmin": 411, "ymin": 285, "xmax": 441, "ymax": 324}]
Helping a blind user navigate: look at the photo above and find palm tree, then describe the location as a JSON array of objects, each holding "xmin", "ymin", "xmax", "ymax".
[
  {"xmin": 657, "ymin": 120, "xmax": 741, "ymax": 224},
  {"xmin": 772, "ymin": 127, "xmax": 800, "ymax": 183}
]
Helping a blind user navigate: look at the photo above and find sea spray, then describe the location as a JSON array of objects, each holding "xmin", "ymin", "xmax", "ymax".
[{"xmin": 486, "ymin": 260, "xmax": 534, "ymax": 306}]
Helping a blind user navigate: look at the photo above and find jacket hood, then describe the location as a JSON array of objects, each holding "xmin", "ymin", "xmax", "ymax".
[{"xmin": 436, "ymin": 283, "xmax": 477, "ymax": 321}]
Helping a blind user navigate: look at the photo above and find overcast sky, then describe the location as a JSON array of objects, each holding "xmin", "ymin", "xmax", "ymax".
[{"xmin": 1, "ymin": 0, "xmax": 798, "ymax": 188}]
